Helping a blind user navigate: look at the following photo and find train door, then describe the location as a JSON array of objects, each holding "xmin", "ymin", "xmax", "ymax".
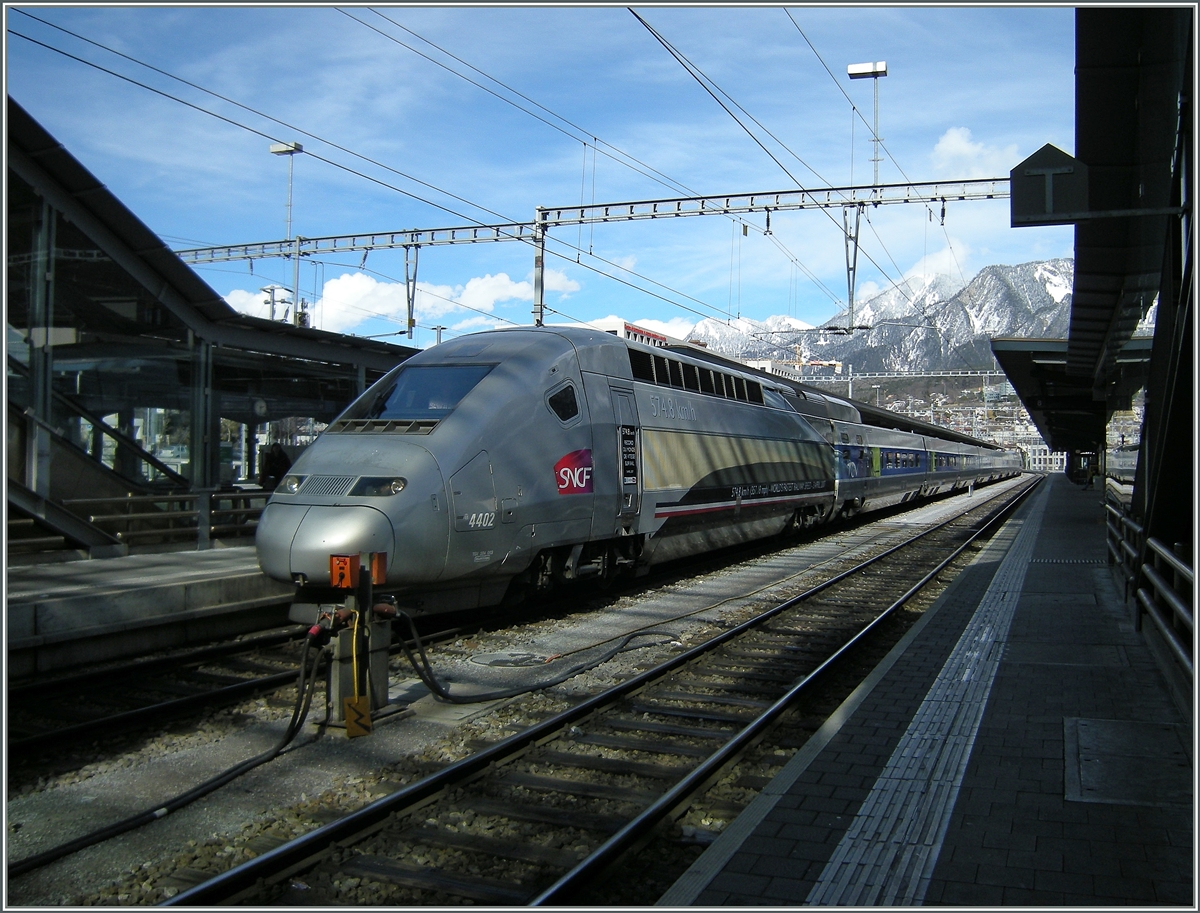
[{"xmin": 611, "ymin": 387, "xmax": 640, "ymax": 520}]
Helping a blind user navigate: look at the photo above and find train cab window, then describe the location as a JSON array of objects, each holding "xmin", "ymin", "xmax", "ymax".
[
  {"xmin": 732, "ymin": 376, "xmax": 747, "ymax": 401},
  {"xmin": 714, "ymin": 373, "xmax": 728, "ymax": 397},
  {"xmin": 668, "ymin": 359, "xmax": 684, "ymax": 388},
  {"xmin": 628, "ymin": 350, "xmax": 655, "ymax": 382},
  {"xmin": 683, "ymin": 363, "xmax": 701, "ymax": 391},
  {"xmin": 340, "ymin": 364, "xmax": 494, "ymax": 421},
  {"xmin": 699, "ymin": 368, "xmax": 716, "ymax": 395},
  {"xmin": 546, "ymin": 384, "xmax": 579, "ymax": 422},
  {"xmin": 746, "ymin": 381, "xmax": 764, "ymax": 404}
]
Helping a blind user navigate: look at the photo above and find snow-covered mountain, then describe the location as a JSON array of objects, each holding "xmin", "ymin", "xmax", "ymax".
[{"xmin": 683, "ymin": 258, "xmax": 1075, "ymax": 373}]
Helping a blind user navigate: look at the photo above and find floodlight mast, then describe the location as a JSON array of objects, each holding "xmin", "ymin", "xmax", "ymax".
[
  {"xmin": 270, "ymin": 141, "xmax": 304, "ymax": 326},
  {"xmin": 845, "ymin": 61, "xmax": 888, "ymax": 333},
  {"xmin": 847, "ymin": 61, "xmax": 887, "ymax": 188}
]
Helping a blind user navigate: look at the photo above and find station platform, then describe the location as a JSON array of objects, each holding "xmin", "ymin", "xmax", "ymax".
[
  {"xmin": 6, "ymin": 546, "xmax": 293, "ymax": 678},
  {"xmin": 661, "ymin": 473, "xmax": 1193, "ymax": 906}
]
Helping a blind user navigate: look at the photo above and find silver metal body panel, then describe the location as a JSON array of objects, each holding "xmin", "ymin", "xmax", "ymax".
[{"xmin": 254, "ymin": 326, "xmax": 1018, "ymax": 613}]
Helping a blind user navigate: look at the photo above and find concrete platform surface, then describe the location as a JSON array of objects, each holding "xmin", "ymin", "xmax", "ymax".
[
  {"xmin": 661, "ymin": 473, "xmax": 1193, "ymax": 906},
  {"xmin": 7, "ymin": 547, "xmax": 294, "ymax": 676}
]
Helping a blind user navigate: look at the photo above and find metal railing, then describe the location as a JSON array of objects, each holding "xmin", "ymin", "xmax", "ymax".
[
  {"xmin": 1136, "ymin": 538, "xmax": 1194, "ymax": 681},
  {"xmin": 60, "ymin": 490, "xmax": 268, "ymax": 548},
  {"xmin": 1105, "ymin": 494, "xmax": 1144, "ymax": 600},
  {"xmin": 1106, "ymin": 491, "xmax": 1194, "ymax": 683}
]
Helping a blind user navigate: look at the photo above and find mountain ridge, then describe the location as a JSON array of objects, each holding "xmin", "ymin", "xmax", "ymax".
[{"xmin": 683, "ymin": 258, "xmax": 1075, "ymax": 373}]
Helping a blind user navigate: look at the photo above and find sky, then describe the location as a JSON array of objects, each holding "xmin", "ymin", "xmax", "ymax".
[{"xmin": 6, "ymin": 5, "xmax": 1077, "ymax": 348}]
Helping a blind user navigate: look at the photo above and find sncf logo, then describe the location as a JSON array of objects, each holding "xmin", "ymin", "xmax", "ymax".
[{"xmin": 555, "ymin": 449, "xmax": 593, "ymax": 495}]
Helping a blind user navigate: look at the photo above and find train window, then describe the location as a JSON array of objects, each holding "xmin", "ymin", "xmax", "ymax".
[
  {"xmin": 340, "ymin": 364, "xmax": 494, "ymax": 421},
  {"xmin": 746, "ymin": 381, "xmax": 764, "ymax": 404},
  {"xmin": 885, "ymin": 452, "xmax": 893, "ymax": 469},
  {"xmin": 653, "ymin": 355, "xmax": 670, "ymax": 386},
  {"xmin": 683, "ymin": 363, "xmax": 701, "ymax": 391},
  {"xmin": 699, "ymin": 368, "xmax": 716, "ymax": 395},
  {"xmin": 628, "ymin": 350, "xmax": 655, "ymax": 382},
  {"xmin": 855, "ymin": 435, "xmax": 863, "ymax": 445},
  {"xmin": 840, "ymin": 432, "xmax": 850, "ymax": 443},
  {"xmin": 715, "ymin": 373, "xmax": 729, "ymax": 397},
  {"xmin": 547, "ymin": 384, "xmax": 579, "ymax": 422},
  {"xmin": 732, "ymin": 376, "xmax": 747, "ymax": 401},
  {"xmin": 668, "ymin": 359, "xmax": 684, "ymax": 388},
  {"xmin": 762, "ymin": 388, "xmax": 795, "ymax": 411}
]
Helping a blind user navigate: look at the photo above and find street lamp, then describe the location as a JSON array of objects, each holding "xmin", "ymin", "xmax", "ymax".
[
  {"xmin": 847, "ymin": 62, "xmax": 887, "ymax": 187},
  {"xmin": 270, "ymin": 141, "xmax": 303, "ymax": 326}
]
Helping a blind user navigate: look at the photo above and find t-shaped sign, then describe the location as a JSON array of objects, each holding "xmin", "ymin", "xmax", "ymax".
[{"xmin": 1010, "ymin": 144, "xmax": 1088, "ymax": 226}]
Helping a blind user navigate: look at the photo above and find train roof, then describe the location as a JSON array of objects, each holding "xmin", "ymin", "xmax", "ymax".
[
  {"xmin": 441, "ymin": 327, "xmax": 1007, "ymax": 453},
  {"xmin": 665, "ymin": 341, "xmax": 1006, "ymax": 452}
]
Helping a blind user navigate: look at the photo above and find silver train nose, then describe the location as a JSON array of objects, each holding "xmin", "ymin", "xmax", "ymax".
[{"xmin": 255, "ymin": 437, "xmax": 449, "ymax": 585}]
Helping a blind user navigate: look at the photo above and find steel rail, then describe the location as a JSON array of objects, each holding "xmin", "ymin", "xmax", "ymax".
[
  {"xmin": 10, "ymin": 670, "xmax": 302, "ymax": 753},
  {"xmin": 9, "ymin": 628, "xmax": 305, "ymax": 697},
  {"xmin": 162, "ymin": 477, "xmax": 1037, "ymax": 907},
  {"xmin": 529, "ymin": 474, "xmax": 1041, "ymax": 904}
]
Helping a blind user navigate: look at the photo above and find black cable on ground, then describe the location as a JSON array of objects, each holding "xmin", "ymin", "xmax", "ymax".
[
  {"xmin": 393, "ymin": 610, "xmax": 678, "ymax": 703},
  {"xmin": 8, "ymin": 631, "xmax": 326, "ymax": 880}
]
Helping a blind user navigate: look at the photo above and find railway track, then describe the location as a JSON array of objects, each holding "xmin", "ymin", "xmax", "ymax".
[
  {"xmin": 7, "ymin": 618, "xmax": 485, "ymax": 763},
  {"xmin": 7, "ymin": 627, "xmax": 310, "ymax": 755},
  {"xmin": 163, "ymin": 475, "xmax": 1040, "ymax": 906},
  {"xmin": 4, "ymin": 493, "xmax": 930, "ymax": 765}
]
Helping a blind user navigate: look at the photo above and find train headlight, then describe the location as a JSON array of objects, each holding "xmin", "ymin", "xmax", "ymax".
[
  {"xmin": 279, "ymin": 475, "xmax": 306, "ymax": 494},
  {"xmin": 350, "ymin": 476, "xmax": 408, "ymax": 497}
]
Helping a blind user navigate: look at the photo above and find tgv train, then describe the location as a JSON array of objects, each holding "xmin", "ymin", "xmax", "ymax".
[{"xmin": 256, "ymin": 327, "xmax": 1022, "ymax": 615}]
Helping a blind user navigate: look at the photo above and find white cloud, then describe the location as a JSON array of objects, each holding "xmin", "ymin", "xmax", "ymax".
[
  {"xmin": 224, "ymin": 287, "xmax": 271, "ymax": 318},
  {"xmin": 855, "ymin": 280, "xmax": 882, "ymax": 301},
  {"xmin": 450, "ymin": 315, "xmax": 505, "ymax": 332},
  {"xmin": 456, "ymin": 273, "xmax": 531, "ymax": 311},
  {"xmin": 317, "ymin": 272, "xmax": 408, "ymax": 332},
  {"xmin": 632, "ymin": 317, "xmax": 696, "ymax": 340},
  {"xmin": 904, "ymin": 240, "xmax": 972, "ymax": 282},
  {"xmin": 543, "ymin": 268, "xmax": 581, "ymax": 296},
  {"xmin": 931, "ymin": 127, "xmax": 1019, "ymax": 179},
  {"xmin": 225, "ymin": 270, "xmax": 563, "ymax": 335}
]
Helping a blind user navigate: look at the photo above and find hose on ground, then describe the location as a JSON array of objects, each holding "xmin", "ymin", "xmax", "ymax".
[
  {"xmin": 8, "ymin": 631, "xmax": 326, "ymax": 880},
  {"xmin": 393, "ymin": 610, "xmax": 678, "ymax": 704}
]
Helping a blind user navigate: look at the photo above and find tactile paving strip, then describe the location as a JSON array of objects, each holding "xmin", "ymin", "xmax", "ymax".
[{"xmin": 805, "ymin": 484, "xmax": 1050, "ymax": 907}]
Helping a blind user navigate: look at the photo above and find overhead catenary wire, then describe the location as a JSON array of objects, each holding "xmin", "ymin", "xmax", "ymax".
[
  {"xmin": 786, "ymin": 8, "xmax": 969, "ymax": 283},
  {"xmin": 17, "ymin": 10, "xmax": 844, "ymax": 327},
  {"xmin": 352, "ymin": 7, "xmax": 835, "ymax": 318},
  {"xmin": 18, "ymin": 11, "xmax": 911, "ymax": 330},
  {"xmin": 359, "ymin": 8, "xmax": 712, "ymax": 200},
  {"xmin": 630, "ymin": 8, "xmax": 916, "ymax": 312},
  {"xmin": 11, "ymin": 25, "xmax": 738, "ymax": 327}
]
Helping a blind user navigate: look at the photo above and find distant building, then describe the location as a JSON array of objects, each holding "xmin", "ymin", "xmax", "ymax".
[{"xmin": 1026, "ymin": 443, "xmax": 1067, "ymax": 473}]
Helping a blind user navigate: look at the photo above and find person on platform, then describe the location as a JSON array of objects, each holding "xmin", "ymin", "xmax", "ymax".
[{"xmin": 259, "ymin": 443, "xmax": 292, "ymax": 490}]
